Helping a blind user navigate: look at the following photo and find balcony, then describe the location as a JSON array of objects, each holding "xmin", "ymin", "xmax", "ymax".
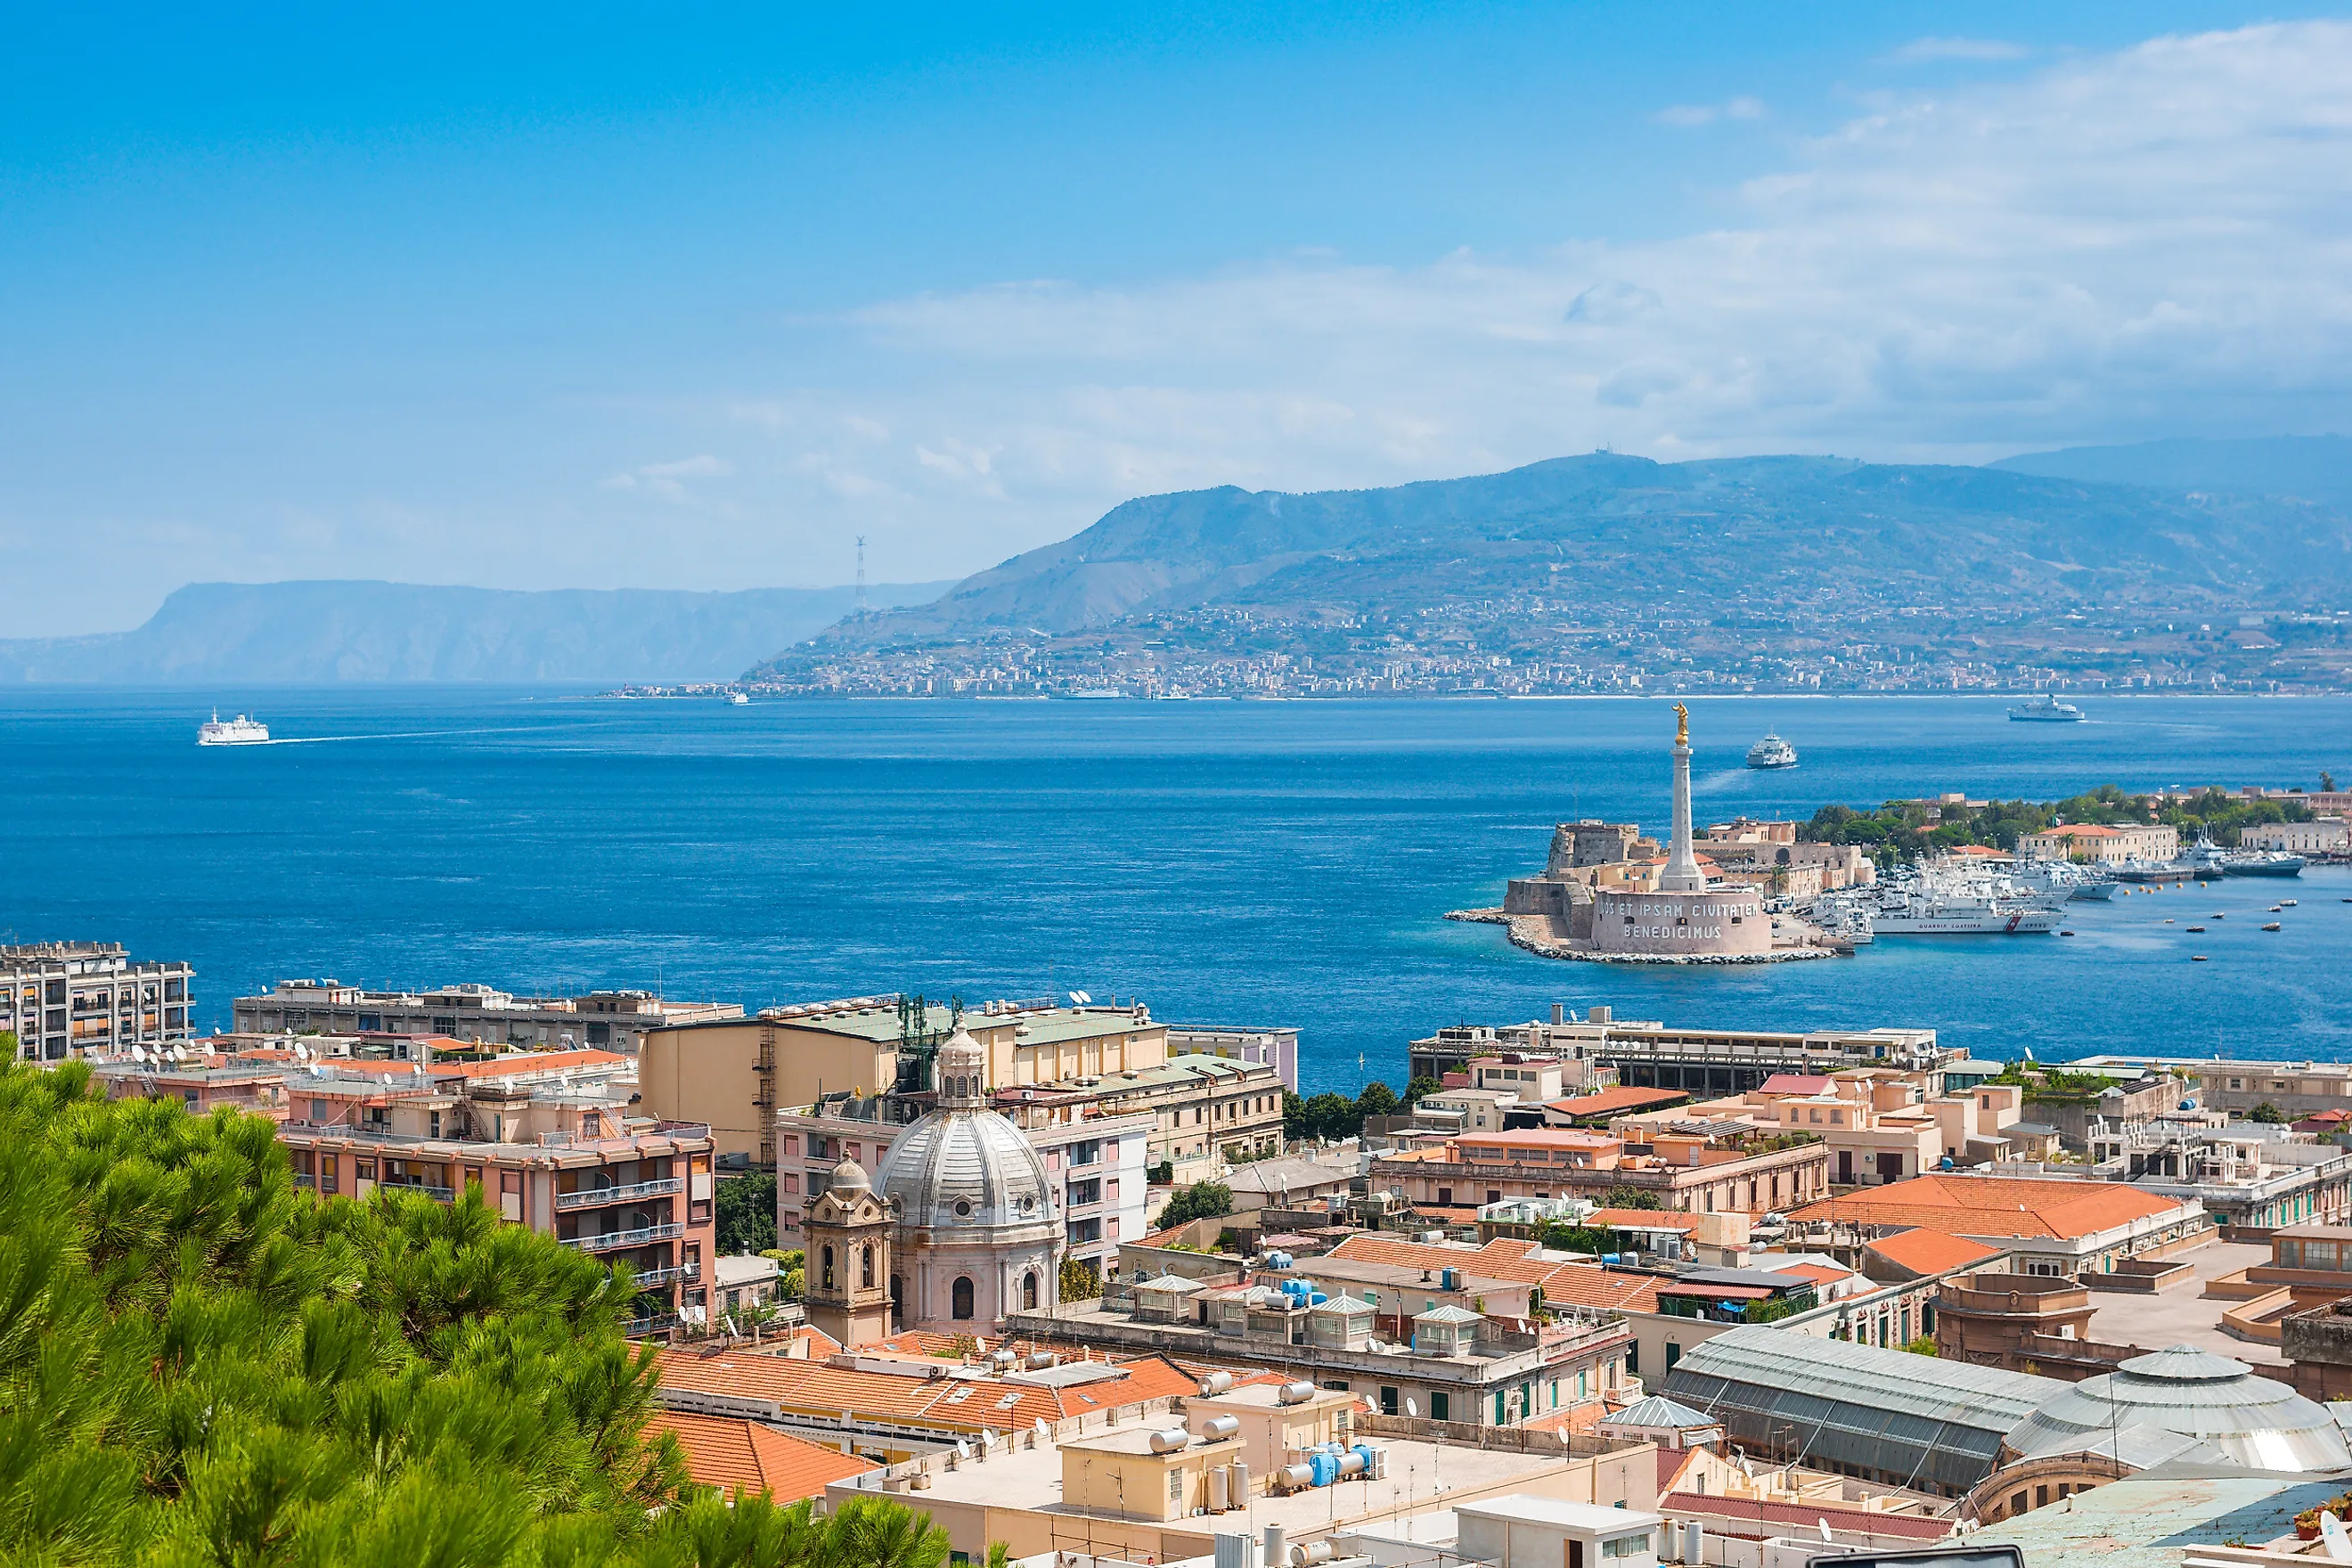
[
  {"xmin": 554, "ymin": 1176, "xmax": 683, "ymax": 1211},
  {"xmin": 559, "ymin": 1223, "xmax": 685, "ymax": 1254},
  {"xmin": 382, "ymin": 1182, "xmax": 456, "ymax": 1203},
  {"xmin": 624, "ymin": 1313, "xmax": 680, "ymax": 1337},
  {"xmin": 628, "ymin": 1262, "xmax": 694, "ymax": 1288}
]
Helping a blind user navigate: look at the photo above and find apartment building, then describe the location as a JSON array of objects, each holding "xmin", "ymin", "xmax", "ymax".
[
  {"xmin": 4, "ymin": 941, "xmax": 194, "ymax": 1062},
  {"xmin": 1407, "ymin": 1012, "xmax": 1946, "ymax": 1098},
  {"xmin": 1164, "ymin": 1025, "xmax": 1299, "ymax": 1090},
  {"xmin": 272, "ymin": 1049, "xmax": 717, "ymax": 1333},
  {"xmin": 644, "ymin": 993, "xmax": 1271, "ymax": 1177},
  {"xmin": 642, "ymin": 995, "xmax": 1168, "ymax": 1164},
  {"xmin": 1372, "ymin": 1127, "xmax": 1831, "ymax": 1219},
  {"xmin": 235, "ymin": 977, "xmax": 739, "ymax": 1053}
]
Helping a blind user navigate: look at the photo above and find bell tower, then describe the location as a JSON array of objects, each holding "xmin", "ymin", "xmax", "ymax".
[{"xmin": 803, "ymin": 1157, "xmax": 894, "ymax": 1347}]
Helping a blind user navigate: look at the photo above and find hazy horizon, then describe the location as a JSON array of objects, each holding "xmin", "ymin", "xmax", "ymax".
[{"xmin": 7, "ymin": 3, "xmax": 2352, "ymax": 634}]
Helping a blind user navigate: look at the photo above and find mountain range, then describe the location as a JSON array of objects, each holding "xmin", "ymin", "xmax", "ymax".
[
  {"xmin": 814, "ymin": 437, "xmax": 2352, "ymax": 649},
  {"xmin": 0, "ymin": 580, "xmax": 949, "ymax": 685}
]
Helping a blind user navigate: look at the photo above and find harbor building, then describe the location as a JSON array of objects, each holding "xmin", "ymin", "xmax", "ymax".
[
  {"xmin": 5, "ymin": 941, "xmax": 194, "ymax": 1062},
  {"xmin": 234, "ymin": 977, "xmax": 739, "ymax": 1053},
  {"xmin": 2244, "ymin": 818, "xmax": 2348, "ymax": 853},
  {"xmin": 2014, "ymin": 822, "xmax": 2180, "ymax": 863},
  {"xmin": 1787, "ymin": 1172, "xmax": 2209, "ymax": 1277}
]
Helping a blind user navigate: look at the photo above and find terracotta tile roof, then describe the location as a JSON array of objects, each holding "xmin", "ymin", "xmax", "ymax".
[
  {"xmin": 1862, "ymin": 1226, "xmax": 2003, "ymax": 1276},
  {"xmin": 1548, "ymin": 1087, "xmax": 1692, "ymax": 1118},
  {"xmin": 426, "ymin": 1049, "xmax": 631, "ymax": 1080},
  {"xmin": 650, "ymin": 1410, "xmax": 877, "ymax": 1500},
  {"xmin": 1324, "ymin": 1234, "xmax": 1662, "ymax": 1313},
  {"xmin": 1768, "ymin": 1261, "xmax": 1853, "ymax": 1286},
  {"xmin": 1656, "ymin": 1447, "xmax": 1698, "ymax": 1494},
  {"xmin": 1755, "ymin": 1074, "xmax": 1833, "ymax": 1097},
  {"xmin": 1662, "ymin": 1492, "xmax": 1954, "ymax": 1542},
  {"xmin": 1788, "ymin": 1174, "xmax": 2185, "ymax": 1242},
  {"xmin": 655, "ymin": 1348, "xmax": 1202, "ymax": 1434}
]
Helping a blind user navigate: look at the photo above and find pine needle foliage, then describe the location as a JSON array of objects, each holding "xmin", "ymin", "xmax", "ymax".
[{"xmin": 0, "ymin": 1062, "xmax": 953, "ymax": 1568}]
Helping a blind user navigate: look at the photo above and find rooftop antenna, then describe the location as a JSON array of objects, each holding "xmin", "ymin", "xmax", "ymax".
[{"xmin": 855, "ymin": 535, "xmax": 868, "ymax": 614}]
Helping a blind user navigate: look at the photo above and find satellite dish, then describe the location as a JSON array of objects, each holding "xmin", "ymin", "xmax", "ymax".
[
  {"xmin": 1033, "ymin": 1418, "xmax": 1049, "ymax": 1437},
  {"xmin": 955, "ymin": 1441, "xmax": 971, "ymax": 1459},
  {"xmin": 1067, "ymin": 992, "xmax": 1084, "ymax": 1008},
  {"xmin": 1817, "ymin": 1520, "xmax": 1834, "ymax": 1544},
  {"xmin": 310, "ymin": 1064, "xmax": 327, "ymax": 1078},
  {"xmin": 1076, "ymin": 991, "xmax": 1093, "ymax": 1005},
  {"xmin": 1405, "ymin": 1399, "xmax": 1418, "ymax": 1418},
  {"xmin": 2322, "ymin": 1513, "xmax": 2352, "ymax": 1564},
  {"xmin": 981, "ymin": 1429, "xmax": 997, "ymax": 1448}
]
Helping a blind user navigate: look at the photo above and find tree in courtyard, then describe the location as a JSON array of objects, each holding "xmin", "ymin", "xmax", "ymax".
[
  {"xmin": 1404, "ymin": 1075, "xmax": 1444, "ymax": 1107},
  {"xmin": 2250, "ymin": 1101, "xmax": 2288, "ymax": 1124},
  {"xmin": 0, "ymin": 1058, "xmax": 953, "ymax": 1567},
  {"xmin": 716, "ymin": 1167, "xmax": 779, "ymax": 1253},
  {"xmin": 1301, "ymin": 1091, "xmax": 1359, "ymax": 1142},
  {"xmin": 1281, "ymin": 1090, "xmax": 1309, "ymax": 1141},
  {"xmin": 1060, "ymin": 1255, "xmax": 1102, "ymax": 1303},
  {"xmin": 1355, "ymin": 1081, "xmax": 1401, "ymax": 1123},
  {"xmin": 1156, "ymin": 1180, "xmax": 1235, "ymax": 1229},
  {"xmin": 1601, "ymin": 1184, "xmax": 1662, "ymax": 1211}
]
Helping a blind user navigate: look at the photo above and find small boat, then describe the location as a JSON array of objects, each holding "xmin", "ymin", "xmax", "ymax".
[
  {"xmin": 197, "ymin": 710, "xmax": 269, "ymax": 746},
  {"xmin": 2263, "ymin": 922, "xmax": 2283, "ymax": 932},
  {"xmin": 2224, "ymin": 851, "xmax": 2306, "ymax": 878},
  {"xmin": 2060, "ymin": 930, "xmax": 2076, "ymax": 936},
  {"xmin": 2162, "ymin": 919, "xmax": 2175, "ymax": 925},
  {"xmin": 1745, "ymin": 731, "xmax": 1798, "ymax": 769},
  {"xmin": 2283, "ymin": 899, "xmax": 2299, "ymax": 907},
  {"xmin": 2187, "ymin": 925, "xmax": 2207, "ymax": 932},
  {"xmin": 727, "ymin": 690, "xmax": 749, "ymax": 706},
  {"xmin": 2193, "ymin": 954, "xmax": 2209, "ymax": 961}
]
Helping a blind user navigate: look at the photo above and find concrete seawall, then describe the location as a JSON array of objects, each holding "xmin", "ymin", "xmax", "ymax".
[{"xmin": 1446, "ymin": 907, "xmax": 1831, "ymax": 965}]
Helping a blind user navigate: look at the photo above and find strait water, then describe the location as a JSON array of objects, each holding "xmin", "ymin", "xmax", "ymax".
[{"xmin": 4, "ymin": 690, "xmax": 2351, "ymax": 1092}]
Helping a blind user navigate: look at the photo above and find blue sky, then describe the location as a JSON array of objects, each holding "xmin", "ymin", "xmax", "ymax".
[{"xmin": 4, "ymin": 2, "xmax": 2350, "ymax": 634}]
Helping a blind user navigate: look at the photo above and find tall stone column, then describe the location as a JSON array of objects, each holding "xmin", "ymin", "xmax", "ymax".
[{"xmin": 1661, "ymin": 707, "xmax": 1706, "ymax": 893}]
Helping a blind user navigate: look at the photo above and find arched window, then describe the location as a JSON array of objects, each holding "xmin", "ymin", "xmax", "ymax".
[
  {"xmin": 862, "ymin": 1244, "xmax": 876, "ymax": 1289},
  {"xmin": 952, "ymin": 1275, "xmax": 976, "ymax": 1320},
  {"xmin": 1023, "ymin": 1270, "xmax": 1039, "ymax": 1310},
  {"xmin": 821, "ymin": 1245, "xmax": 836, "ymax": 1292}
]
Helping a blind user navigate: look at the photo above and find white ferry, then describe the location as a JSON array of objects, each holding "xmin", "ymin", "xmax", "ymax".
[
  {"xmin": 2008, "ymin": 693, "xmax": 2086, "ymax": 723},
  {"xmin": 1863, "ymin": 870, "xmax": 2062, "ymax": 935},
  {"xmin": 197, "ymin": 711, "xmax": 269, "ymax": 746},
  {"xmin": 1744, "ymin": 731, "xmax": 1798, "ymax": 769}
]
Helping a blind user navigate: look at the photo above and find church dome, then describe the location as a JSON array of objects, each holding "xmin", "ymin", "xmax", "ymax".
[
  {"xmin": 829, "ymin": 1157, "xmax": 870, "ymax": 1197},
  {"xmin": 873, "ymin": 1026, "xmax": 1056, "ymax": 1235},
  {"xmin": 2002, "ymin": 1344, "xmax": 2351, "ymax": 1473}
]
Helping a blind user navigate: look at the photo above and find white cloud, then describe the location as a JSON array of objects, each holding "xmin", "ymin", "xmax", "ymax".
[
  {"xmin": 601, "ymin": 453, "xmax": 733, "ymax": 502},
  {"xmin": 1888, "ymin": 37, "xmax": 2032, "ymax": 63},
  {"xmin": 1654, "ymin": 95, "xmax": 1768, "ymax": 127},
  {"xmin": 737, "ymin": 22, "xmax": 2352, "ymax": 573}
]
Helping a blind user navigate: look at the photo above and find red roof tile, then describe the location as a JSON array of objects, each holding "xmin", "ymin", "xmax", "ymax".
[
  {"xmin": 1548, "ymin": 1087, "xmax": 1693, "ymax": 1118},
  {"xmin": 1789, "ymin": 1175, "xmax": 2184, "ymax": 1242},
  {"xmin": 649, "ymin": 1410, "xmax": 877, "ymax": 1500},
  {"xmin": 1861, "ymin": 1226, "xmax": 2002, "ymax": 1276}
]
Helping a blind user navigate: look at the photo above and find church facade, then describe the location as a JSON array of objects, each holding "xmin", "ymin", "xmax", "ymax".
[{"xmin": 802, "ymin": 1025, "xmax": 1062, "ymax": 1343}]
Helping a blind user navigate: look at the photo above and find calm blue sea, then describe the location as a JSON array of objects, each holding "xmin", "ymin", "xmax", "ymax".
[{"xmin": 4, "ymin": 689, "xmax": 2350, "ymax": 1093}]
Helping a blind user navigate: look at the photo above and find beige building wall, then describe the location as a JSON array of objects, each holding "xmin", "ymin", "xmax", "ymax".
[{"xmin": 639, "ymin": 1019, "xmax": 896, "ymax": 1164}]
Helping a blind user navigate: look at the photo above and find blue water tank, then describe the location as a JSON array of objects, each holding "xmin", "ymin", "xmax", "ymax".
[
  {"xmin": 1309, "ymin": 1291, "xmax": 1327, "ymax": 1306},
  {"xmin": 1440, "ymin": 1267, "xmax": 1459, "ymax": 1290},
  {"xmin": 1308, "ymin": 1449, "xmax": 1340, "ymax": 1487},
  {"xmin": 1601, "ymin": 1253, "xmax": 1622, "ymax": 1266}
]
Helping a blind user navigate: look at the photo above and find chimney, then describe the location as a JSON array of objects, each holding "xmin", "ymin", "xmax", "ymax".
[{"xmin": 1551, "ymin": 1003, "xmax": 1566, "ymax": 1026}]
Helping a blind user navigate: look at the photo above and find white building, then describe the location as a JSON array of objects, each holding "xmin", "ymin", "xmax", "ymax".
[
  {"xmin": 236, "ymin": 977, "xmax": 740, "ymax": 1052},
  {"xmin": 2244, "ymin": 819, "xmax": 2348, "ymax": 854},
  {"xmin": 5, "ymin": 941, "xmax": 194, "ymax": 1063}
]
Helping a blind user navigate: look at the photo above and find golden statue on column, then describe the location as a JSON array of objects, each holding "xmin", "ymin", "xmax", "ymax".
[{"xmin": 1673, "ymin": 702, "xmax": 1689, "ymax": 747}]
